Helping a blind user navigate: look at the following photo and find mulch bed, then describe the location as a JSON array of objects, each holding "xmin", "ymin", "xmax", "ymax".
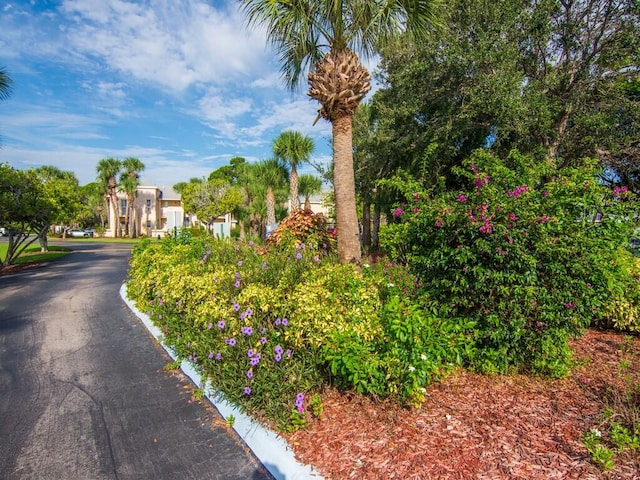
[{"xmin": 284, "ymin": 330, "xmax": 640, "ymax": 479}]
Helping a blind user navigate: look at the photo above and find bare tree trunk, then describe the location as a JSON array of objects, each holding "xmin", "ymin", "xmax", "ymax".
[
  {"xmin": 110, "ymin": 193, "xmax": 121, "ymax": 238},
  {"xmin": 546, "ymin": 106, "xmax": 572, "ymax": 165},
  {"xmin": 361, "ymin": 198, "xmax": 371, "ymax": 252},
  {"xmin": 290, "ymin": 165, "xmax": 300, "ymax": 211},
  {"xmin": 266, "ymin": 187, "xmax": 276, "ymax": 226},
  {"xmin": 372, "ymin": 202, "xmax": 381, "ymax": 251},
  {"xmin": 38, "ymin": 226, "xmax": 49, "ymax": 252},
  {"xmin": 333, "ymin": 115, "xmax": 361, "ymax": 264}
]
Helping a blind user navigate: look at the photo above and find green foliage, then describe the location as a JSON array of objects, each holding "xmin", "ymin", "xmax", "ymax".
[
  {"xmin": 583, "ymin": 428, "xmax": 616, "ymax": 471},
  {"xmin": 380, "ymin": 149, "xmax": 639, "ymax": 376},
  {"xmin": 127, "ymin": 230, "xmax": 475, "ymax": 427}
]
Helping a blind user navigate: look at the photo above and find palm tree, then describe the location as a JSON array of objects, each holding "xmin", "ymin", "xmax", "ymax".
[
  {"xmin": 0, "ymin": 67, "xmax": 12, "ymax": 102},
  {"xmin": 1, "ymin": 67, "xmax": 13, "ymax": 145},
  {"xmin": 273, "ymin": 130, "xmax": 315, "ymax": 211},
  {"xmin": 298, "ymin": 174, "xmax": 323, "ymax": 211},
  {"xmin": 119, "ymin": 157, "xmax": 145, "ymax": 237},
  {"xmin": 241, "ymin": 0, "xmax": 445, "ymax": 264},
  {"xmin": 253, "ymin": 158, "xmax": 289, "ymax": 231},
  {"xmin": 96, "ymin": 157, "xmax": 122, "ymax": 237}
]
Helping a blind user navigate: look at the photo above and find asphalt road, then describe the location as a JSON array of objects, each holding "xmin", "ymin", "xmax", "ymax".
[{"xmin": 0, "ymin": 242, "xmax": 274, "ymax": 480}]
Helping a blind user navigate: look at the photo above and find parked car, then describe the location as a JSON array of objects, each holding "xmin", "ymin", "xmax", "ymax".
[
  {"xmin": 0, "ymin": 227, "xmax": 8, "ymax": 236},
  {"xmin": 83, "ymin": 228, "xmax": 95, "ymax": 237},
  {"xmin": 67, "ymin": 228, "xmax": 91, "ymax": 238}
]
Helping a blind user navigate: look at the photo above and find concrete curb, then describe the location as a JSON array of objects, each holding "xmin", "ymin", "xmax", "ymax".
[{"xmin": 119, "ymin": 284, "xmax": 323, "ymax": 480}]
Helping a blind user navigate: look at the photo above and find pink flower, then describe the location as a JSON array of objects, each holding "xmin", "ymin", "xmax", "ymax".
[
  {"xmin": 457, "ymin": 194, "xmax": 468, "ymax": 203},
  {"xmin": 394, "ymin": 208, "xmax": 404, "ymax": 217},
  {"xmin": 435, "ymin": 220, "xmax": 443, "ymax": 227}
]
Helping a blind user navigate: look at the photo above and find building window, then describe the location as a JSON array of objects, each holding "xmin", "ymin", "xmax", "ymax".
[
  {"xmin": 146, "ymin": 220, "xmax": 151, "ymax": 228},
  {"xmin": 163, "ymin": 201, "xmax": 169, "ymax": 208},
  {"xmin": 146, "ymin": 199, "xmax": 151, "ymax": 207},
  {"xmin": 120, "ymin": 199, "xmax": 127, "ymax": 216}
]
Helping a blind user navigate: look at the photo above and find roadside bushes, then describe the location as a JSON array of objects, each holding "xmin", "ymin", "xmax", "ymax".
[
  {"xmin": 381, "ymin": 150, "xmax": 639, "ymax": 376},
  {"xmin": 127, "ymin": 236, "xmax": 469, "ymax": 428}
]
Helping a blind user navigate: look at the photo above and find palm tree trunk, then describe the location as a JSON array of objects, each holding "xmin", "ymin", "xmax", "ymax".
[
  {"xmin": 266, "ymin": 187, "xmax": 276, "ymax": 226},
  {"xmin": 333, "ymin": 115, "xmax": 361, "ymax": 264},
  {"xmin": 290, "ymin": 166, "xmax": 300, "ymax": 211},
  {"xmin": 124, "ymin": 194, "xmax": 132, "ymax": 237},
  {"xmin": 110, "ymin": 192, "xmax": 120, "ymax": 238}
]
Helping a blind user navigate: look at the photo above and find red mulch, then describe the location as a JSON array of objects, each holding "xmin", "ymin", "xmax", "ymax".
[{"xmin": 284, "ymin": 330, "xmax": 640, "ymax": 479}]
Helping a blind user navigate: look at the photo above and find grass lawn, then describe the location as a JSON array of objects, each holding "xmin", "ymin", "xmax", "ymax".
[{"xmin": 0, "ymin": 243, "xmax": 72, "ymax": 265}]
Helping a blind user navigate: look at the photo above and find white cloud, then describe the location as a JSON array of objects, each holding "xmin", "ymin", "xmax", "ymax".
[{"xmin": 58, "ymin": 0, "xmax": 270, "ymax": 92}]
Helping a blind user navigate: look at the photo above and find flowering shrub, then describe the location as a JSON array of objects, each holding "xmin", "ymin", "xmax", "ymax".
[
  {"xmin": 266, "ymin": 208, "xmax": 336, "ymax": 252},
  {"xmin": 127, "ymin": 229, "xmax": 475, "ymax": 424},
  {"xmin": 381, "ymin": 150, "xmax": 638, "ymax": 376}
]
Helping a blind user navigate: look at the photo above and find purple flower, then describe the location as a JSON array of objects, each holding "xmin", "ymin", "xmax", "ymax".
[
  {"xmin": 296, "ymin": 252, "xmax": 303, "ymax": 260},
  {"xmin": 313, "ymin": 255, "xmax": 320, "ymax": 263},
  {"xmin": 215, "ymin": 353, "xmax": 222, "ymax": 361},
  {"xmin": 275, "ymin": 353, "xmax": 282, "ymax": 362},
  {"xmin": 208, "ymin": 352, "xmax": 214, "ymax": 359},
  {"xmin": 250, "ymin": 357, "xmax": 260, "ymax": 366},
  {"xmin": 282, "ymin": 318, "xmax": 288, "ymax": 327},
  {"xmin": 239, "ymin": 312, "xmax": 246, "ymax": 320},
  {"xmin": 285, "ymin": 349, "xmax": 292, "ymax": 357},
  {"xmin": 237, "ymin": 260, "xmax": 243, "ymax": 267},
  {"xmin": 247, "ymin": 349, "xmax": 254, "ymax": 357},
  {"xmin": 234, "ymin": 280, "xmax": 241, "ymax": 288},
  {"xmin": 275, "ymin": 318, "xmax": 282, "ymax": 326},
  {"xmin": 261, "ymin": 337, "xmax": 267, "ymax": 345},
  {"xmin": 244, "ymin": 387, "xmax": 251, "ymax": 395},
  {"xmin": 275, "ymin": 345, "xmax": 283, "ymax": 354},
  {"xmin": 241, "ymin": 326, "xmax": 253, "ymax": 335},
  {"xmin": 245, "ymin": 308, "xmax": 253, "ymax": 317},
  {"xmin": 207, "ymin": 322, "xmax": 213, "ymax": 329},
  {"xmin": 218, "ymin": 321, "xmax": 225, "ymax": 329},
  {"xmin": 246, "ymin": 370, "xmax": 253, "ymax": 379},
  {"xmin": 227, "ymin": 337, "xmax": 236, "ymax": 346},
  {"xmin": 234, "ymin": 303, "xmax": 241, "ymax": 312},
  {"xmin": 300, "ymin": 243, "xmax": 306, "ymax": 249}
]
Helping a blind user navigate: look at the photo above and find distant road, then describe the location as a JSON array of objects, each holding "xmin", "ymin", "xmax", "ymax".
[{"xmin": 0, "ymin": 242, "xmax": 273, "ymax": 480}]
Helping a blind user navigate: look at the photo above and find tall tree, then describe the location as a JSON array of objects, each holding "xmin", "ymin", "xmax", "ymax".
[
  {"xmin": 375, "ymin": 0, "xmax": 640, "ymax": 182},
  {"xmin": 253, "ymin": 158, "xmax": 289, "ymax": 229},
  {"xmin": 181, "ymin": 179, "xmax": 243, "ymax": 236},
  {"xmin": 33, "ymin": 166, "xmax": 81, "ymax": 250},
  {"xmin": 273, "ymin": 130, "xmax": 315, "ymax": 211},
  {"xmin": 298, "ymin": 174, "xmax": 323, "ymax": 211},
  {"xmin": 119, "ymin": 157, "xmax": 145, "ymax": 237},
  {"xmin": 241, "ymin": 0, "xmax": 446, "ymax": 264},
  {"xmin": 96, "ymin": 157, "xmax": 122, "ymax": 237}
]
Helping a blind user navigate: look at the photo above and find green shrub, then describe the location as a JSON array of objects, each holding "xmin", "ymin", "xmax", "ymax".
[
  {"xmin": 381, "ymin": 150, "xmax": 638, "ymax": 376},
  {"xmin": 127, "ymin": 233, "xmax": 474, "ymax": 423}
]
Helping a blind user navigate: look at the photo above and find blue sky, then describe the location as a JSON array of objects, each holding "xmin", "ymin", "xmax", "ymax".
[{"xmin": 0, "ymin": 0, "xmax": 366, "ymax": 187}]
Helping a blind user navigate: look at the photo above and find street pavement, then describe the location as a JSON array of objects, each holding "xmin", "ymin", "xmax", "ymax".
[{"xmin": 0, "ymin": 243, "xmax": 274, "ymax": 480}]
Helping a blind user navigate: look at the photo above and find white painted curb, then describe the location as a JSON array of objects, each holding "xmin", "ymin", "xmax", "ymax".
[{"xmin": 120, "ymin": 283, "xmax": 323, "ymax": 480}]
